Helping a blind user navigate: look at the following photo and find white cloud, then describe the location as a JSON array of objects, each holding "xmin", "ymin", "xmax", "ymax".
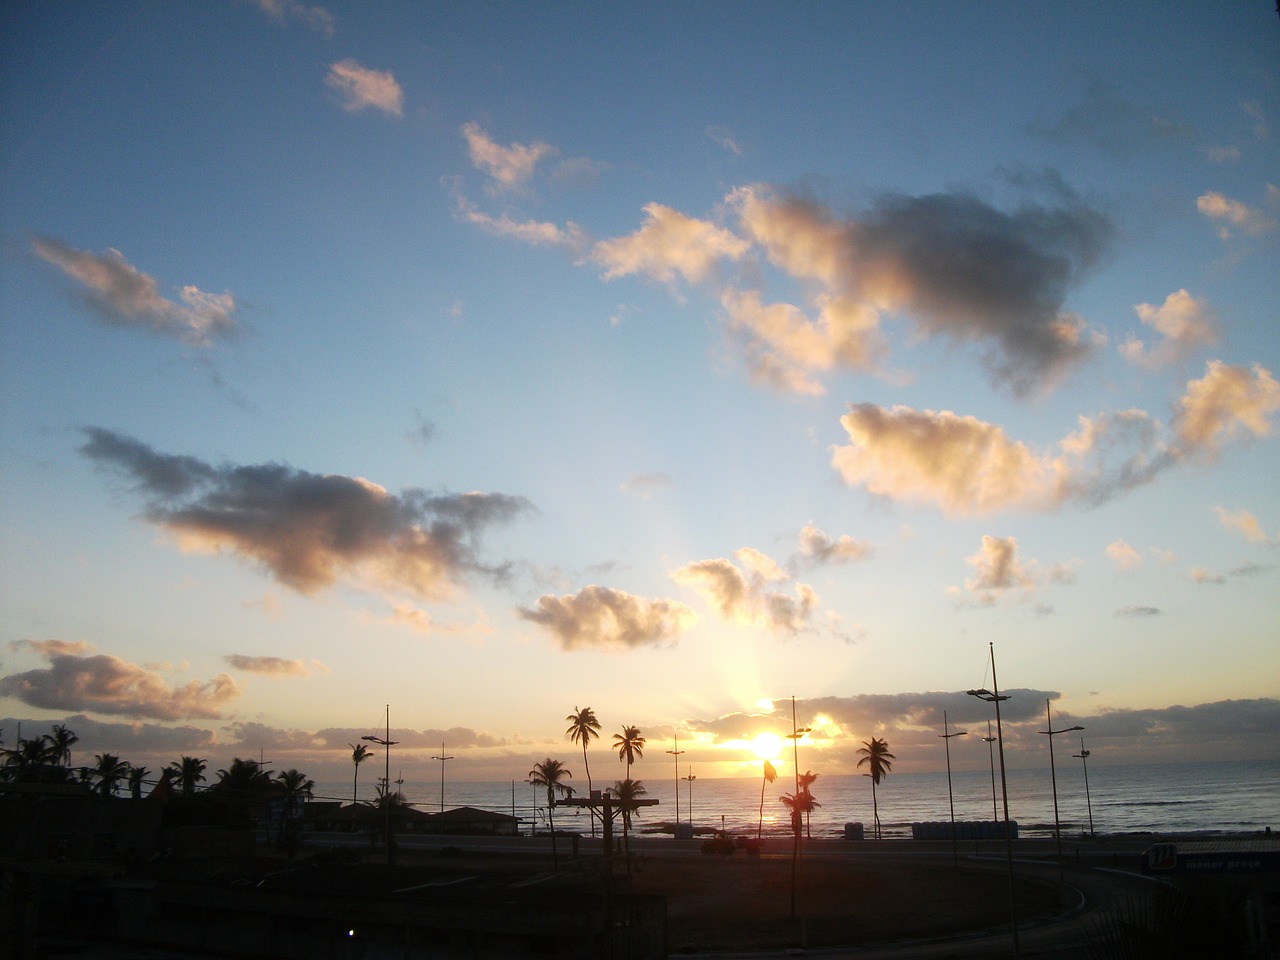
[
  {"xmin": 1212, "ymin": 506, "xmax": 1275, "ymax": 545},
  {"xmin": 1197, "ymin": 190, "xmax": 1277, "ymax": 240},
  {"xmin": 326, "ymin": 59, "xmax": 403, "ymax": 116},
  {"xmin": 516, "ymin": 585, "xmax": 695, "ymax": 651},
  {"xmin": 1106, "ymin": 539, "xmax": 1143, "ymax": 571},
  {"xmin": 672, "ymin": 550, "xmax": 819, "ymax": 634},
  {"xmin": 31, "ymin": 236, "xmax": 237, "ymax": 345},
  {"xmin": 592, "ymin": 202, "xmax": 750, "ymax": 285},
  {"xmin": 255, "ymin": 0, "xmax": 334, "ymax": 35},
  {"xmin": 1120, "ymin": 289, "xmax": 1219, "ymax": 368},
  {"xmin": 461, "ymin": 122, "xmax": 554, "ymax": 192}
]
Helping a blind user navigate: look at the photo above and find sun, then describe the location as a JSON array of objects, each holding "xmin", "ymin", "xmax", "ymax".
[{"xmin": 749, "ymin": 732, "xmax": 783, "ymax": 761}]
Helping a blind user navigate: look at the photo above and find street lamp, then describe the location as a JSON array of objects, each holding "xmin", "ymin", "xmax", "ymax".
[
  {"xmin": 682, "ymin": 766, "xmax": 696, "ymax": 826},
  {"xmin": 666, "ymin": 734, "xmax": 685, "ymax": 830},
  {"xmin": 1039, "ymin": 700, "xmax": 1084, "ymax": 872},
  {"xmin": 785, "ymin": 696, "xmax": 811, "ymax": 924},
  {"xmin": 431, "ymin": 742, "xmax": 454, "ymax": 813},
  {"xmin": 361, "ymin": 704, "xmax": 399, "ymax": 866},
  {"xmin": 981, "ymin": 720, "xmax": 999, "ymax": 823},
  {"xmin": 1073, "ymin": 739, "xmax": 1095, "ymax": 836},
  {"xmin": 967, "ymin": 642, "xmax": 1020, "ymax": 959},
  {"xmin": 939, "ymin": 711, "xmax": 968, "ymax": 868}
]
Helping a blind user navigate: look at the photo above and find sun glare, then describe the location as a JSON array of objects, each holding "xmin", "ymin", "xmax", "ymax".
[{"xmin": 750, "ymin": 732, "xmax": 783, "ymax": 761}]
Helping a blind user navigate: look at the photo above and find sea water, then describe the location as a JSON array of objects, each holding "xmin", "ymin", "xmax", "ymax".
[{"xmin": 313, "ymin": 759, "xmax": 1278, "ymax": 839}]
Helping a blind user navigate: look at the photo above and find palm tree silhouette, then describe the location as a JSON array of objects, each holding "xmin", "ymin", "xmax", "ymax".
[
  {"xmin": 857, "ymin": 737, "xmax": 896, "ymax": 839},
  {"xmin": 757, "ymin": 759, "xmax": 777, "ymax": 839},
  {"xmin": 779, "ymin": 789, "xmax": 819, "ymax": 838},
  {"xmin": 93, "ymin": 753, "xmax": 128, "ymax": 797},
  {"xmin": 527, "ymin": 757, "xmax": 574, "ymax": 869},
  {"xmin": 169, "ymin": 756, "xmax": 207, "ymax": 797},
  {"xmin": 127, "ymin": 764, "xmax": 150, "ymax": 800},
  {"xmin": 613, "ymin": 725, "xmax": 645, "ymax": 778},
  {"xmin": 798, "ymin": 771, "xmax": 819, "ymax": 839},
  {"xmin": 350, "ymin": 742, "xmax": 374, "ymax": 804},
  {"xmin": 565, "ymin": 706, "xmax": 600, "ymax": 835},
  {"xmin": 612, "ymin": 777, "xmax": 647, "ymax": 869},
  {"xmin": 275, "ymin": 768, "xmax": 315, "ymax": 819},
  {"xmin": 50, "ymin": 724, "xmax": 78, "ymax": 768}
]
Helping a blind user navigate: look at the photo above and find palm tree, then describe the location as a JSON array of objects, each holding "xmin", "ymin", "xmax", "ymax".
[
  {"xmin": 127, "ymin": 764, "xmax": 150, "ymax": 800},
  {"xmin": 613, "ymin": 725, "xmax": 645, "ymax": 778},
  {"xmin": 757, "ymin": 759, "xmax": 777, "ymax": 839},
  {"xmin": 93, "ymin": 753, "xmax": 129, "ymax": 797},
  {"xmin": 350, "ymin": 742, "xmax": 374, "ymax": 803},
  {"xmin": 857, "ymin": 737, "xmax": 896, "ymax": 839},
  {"xmin": 779, "ymin": 789, "xmax": 820, "ymax": 835},
  {"xmin": 612, "ymin": 777, "xmax": 647, "ymax": 870},
  {"xmin": 798, "ymin": 771, "xmax": 819, "ymax": 839},
  {"xmin": 275, "ymin": 769, "xmax": 315, "ymax": 817},
  {"xmin": 565, "ymin": 706, "xmax": 601, "ymax": 835},
  {"xmin": 169, "ymin": 756, "xmax": 207, "ymax": 797},
  {"xmin": 50, "ymin": 724, "xmax": 78, "ymax": 768},
  {"xmin": 527, "ymin": 757, "xmax": 574, "ymax": 869}
]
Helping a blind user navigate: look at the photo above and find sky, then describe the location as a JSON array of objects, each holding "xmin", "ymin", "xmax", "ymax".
[{"xmin": 1, "ymin": 2, "xmax": 1278, "ymax": 792}]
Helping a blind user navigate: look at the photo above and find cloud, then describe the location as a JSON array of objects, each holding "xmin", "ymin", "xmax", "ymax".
[
  {"xmin": 619, "ymin": 472, "xmax": 673, "ymax": 500},
  {"xmin": 1030, "ymin": 79, "xmax": 1194, "ymax": 154},
  {"xmin": 832, "ymin": 361, "xmax": 1277, "ymax": 516},
  {"xmin": 1173, "ymin": 361, "xmax": 1280, "ymax": 456},
  {"xmin": 0, "ymin": 647, "xmax": 238, "ymax": 720},
  {"xmin": 516, "ymin": 585, "xmax": 695, "ymax": 651},
  {"xmin": 592, "ymin": 202, "xmax": 750, "ymax": 285},
  {"xmin": 1197, "ymin": 190, "xmax": 1277, "ymax": 240},
  {"xmin": 793, "ymin": 523, "xmax": 872, "ymax": 567},
  {"xmin": 8, "ymin": 638, "xmax": 94, "ymax": 658},
  {"xmin": 1212, "ymin": 506, "xmax": 1275, "ymax": 545},
  {"xmin": 255, "ymin": 0, "xmax": 334, "ymax": 35},
  {"xmin": 78, "ymin": 427, "xmax": 533, "ymax": 599},
  {"xmin": 671, "ymin": 549, "xmax": 819, "ymax": 634},
  {"xmin": 731, "ymin": 181, "xmax": 1111, "ymax": 396},
  {"xmin": 1116, "ymin": 605, "xmax": 1161, "ymax": 617},
  {"xmin": 1120, "ymin": 289, "xmax": 1219, "ymax": 368},
  {"xmin": 1189, "ymin": 567, "xmax": 1226, "ymax": 585},
  {"xmin": 461, "ymin": 122, "xmax": 554, "ymax": 192},
  {"xmin": 450, "ymin": 189, "xmax": 587, "ymax": 251},
  {"xmin": 223, "ymin": 655, "xmax": 314, "ymax": 676},
  {"xmin": 1106, "ymin": 539, "xmax": 1143, "ymax": 571},
  {"xmin": 705, "ymin": 126, "xmax": 743, "ymax": 155},
  {"xmin": 326, "ymin": 59, "xmax": 403, "ymax": 116},
  {"xmin": 954, "ymin": 535, "xmax": 1036, "ymax": 605},
  {"xmin": 720, "ymin": 288, "xmax": 884, "ymax": 395},
  {"xmin": 30, "ymin": 236, "xmax": 237, "ymax": 345}
]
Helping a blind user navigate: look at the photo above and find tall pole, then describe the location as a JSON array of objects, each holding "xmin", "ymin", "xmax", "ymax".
[
  {"xmin": 666, "ymin": 734, "xmax": 684, "ymax": 831},
  {"xmin": 983, "ymin": 720, "xmax": 998, "ymax": 822},
  {"xmin": 683, "ymin": 766, "xmax": 696, "ymax": 826},
  {"xmin": 786, "ymin": 696, "xmax": 811, "ymax": 929},
  {"xmin": 432, "ymin": 742, "xmax": 454, "ymax": 813},
  {"xmin": 969, "ymin": 643, "xmax": 1020, "ymax": 959},
  {"xmin": 939, "ymin": 711, "xmax": 967, "ymax": 868},
  {"xmin": 1074, "ymin": 740, "xmax": 1095, "ymax": 836},
  {"xmin": 1040, "ymin": 704, "xmax": 1084, "ymax": 891}
]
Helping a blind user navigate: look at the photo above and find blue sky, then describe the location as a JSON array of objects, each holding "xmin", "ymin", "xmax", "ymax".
[{"xmin": 1, "ymin": 1, "xmax": 1277, "ymax": 788}]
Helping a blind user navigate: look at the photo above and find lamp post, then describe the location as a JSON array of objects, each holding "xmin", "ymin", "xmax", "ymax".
[
  {"xmin": 982, "ymin": 720, "xmax": 999, "ymax": 823},
  {"xmin": 939, "ymin": 711, "xmax": 968, "ymax": 868},
  {"xmin": 683, "ymin": 767, "xmax": 696, "ymax": 827},
  {"xmin": 361, "ymin": 705, "xmax": 399, "ymax": 866},
  {"xmin": 967, "ymin": 642, "xmax": 1020, "ymax": 959},
  {"xmin": 1039, "ymin": 700, "xmax": 1084, "ymax": 873},
  {"xmin": 1073, "ymin": 739, "xmax": 1094, "ymax": 836},
  {"xmin": 666, "ymin": 734, "xmax": 685, "ymax": 830},
  {"xmin": 431, "ymin": 742, "xmax": 454, "ymax": 813},
  {"xmin": 785, "ymin": 696, "xmax": 811, "ymax": 925}
]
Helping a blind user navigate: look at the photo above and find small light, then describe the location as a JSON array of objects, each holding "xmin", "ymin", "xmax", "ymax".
[{"xmin": 347, "ymin": 929, "xmax": 355, "ymax": 938}]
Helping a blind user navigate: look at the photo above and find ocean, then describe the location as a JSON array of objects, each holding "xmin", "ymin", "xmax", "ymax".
[{"xmin": 311, "ymin": 758, "xmax": 1279, "ymax": 840}]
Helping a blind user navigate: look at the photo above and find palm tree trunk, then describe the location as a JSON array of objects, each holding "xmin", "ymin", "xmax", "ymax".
[
  {"xmin": 547, "ymin": 789, "xmax": 559, "ymax": 870},
  {"xmin": 582, "ymin": 744, "xmax": 596, "ymax": 837},
  {"xmin": 872, "ymin": 779, "xmax": 880, "ymax": 839},
  {"xmin": 758, "ymin": 777, "xmax": 766, "ymax": 839}
]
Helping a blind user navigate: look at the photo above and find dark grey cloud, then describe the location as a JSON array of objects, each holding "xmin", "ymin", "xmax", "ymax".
[
  {"xmin": 1030, "ymin": 79, "xmax": 1196, "ymax": 155},
  {"xmin": 79, "ymin": 428, "xmax": 533, "ymax": 598},
  {"xmin": 852, "ymin": 185, "xmax": 1112, "ymax": 394},
  {"xmin": 1116, "ymin": 605, "xmax": 1162, "ymax": 617},
  {"xmin": 0, "ymin": 649, "xmax": 238, "ymax": 720}
]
